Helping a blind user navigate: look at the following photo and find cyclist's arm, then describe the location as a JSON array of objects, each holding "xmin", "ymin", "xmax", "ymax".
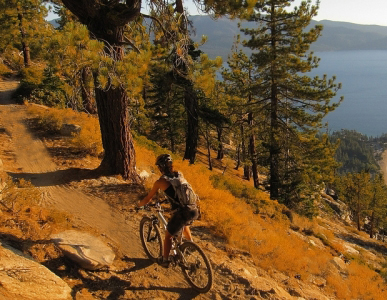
[{"xmin": 137, "ymin": 180, "xmax": 161, "ymax": 207}]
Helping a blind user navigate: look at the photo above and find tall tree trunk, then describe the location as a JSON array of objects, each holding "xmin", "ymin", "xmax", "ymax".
[
  {"xmin": 248, "ymin": 112, "xmax": 259, "ymax": 188},
  {"xmin": 168, "ymin": 119, "xmax": 176, "ymax": 153},
  {"xmin": 81, "ymin": 66, "xmax": 96, "ymax": 114},
  {"xmin": 175, "ymin": 0, "xmax": 184, "ymax": 13},
  {"xmin": 205, "ymin": 128, "xmax": 213, "ymax": 171},
  {"xmin": 241, "ymin": 125, "xmax": 250, "ymax": 180},
  {"xmin": 17, "ymin": 8, "xmax": 31, "ymax": 67},
  {"xmin": 235, "ymin": 143, "xmax": 241, "ymax": 170},
  {"xmin": 95, "ymin": 83, "xmax": 138, "ymax": 180},
  {"xmin": 269, "ymin": 84, "xmax": 280, "ymax": 199},
  {"xmin": 89, "ymin": 23, "xmax": 139, "ymax": 181},
  {"xmin": 269, "ymin": 12, "xmax": 280, "ymax": 200},
  {"xmin": 216, "ymin": 126, "xmax": 224, "ymax": 160},
  {"xmin": 183, "ymin": 85, "xmax": 199, "ymax": 164},
  {"xmin": 174, "ymin": 1, "xmax": 199, "ymax": 164},
  {"xmin": 370, "ymin": 211, "xmax": 375, "ymax": 238},
  {"xmin": 356, "ymin": 194, "xmax": 361, "ymax": 231}
]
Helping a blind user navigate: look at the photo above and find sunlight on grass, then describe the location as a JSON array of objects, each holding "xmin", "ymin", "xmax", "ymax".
[{"xmin": 27, "ymin": 105, "xmax": 103, "ymax": 155}]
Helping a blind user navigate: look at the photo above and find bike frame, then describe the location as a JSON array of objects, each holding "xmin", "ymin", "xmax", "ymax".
[{"xmin": 152, "ymin": 201, "xmax": 183, "ymax": 256}]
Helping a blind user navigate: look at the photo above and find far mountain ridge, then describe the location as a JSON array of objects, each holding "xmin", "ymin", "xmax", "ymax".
[
  {"xmin": 188, "ymin": 15, "xmax": 387, "ymax": 60},
  {"xmin": 48, "ymin": 16, "xmax": 387, "ymax": 61}
]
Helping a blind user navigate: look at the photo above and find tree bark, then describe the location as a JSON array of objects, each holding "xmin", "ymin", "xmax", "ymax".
[
  {"xmin": 205, "ymin": 128, "xmax": 213, "ymax": 171},
  {"xmin": 183, "ymin": 85, "xmax": 199, "ymax": 164},
  {"xmin": 216, "ymin": 126, "xmax": 224, "ymax": 160},
  {"xmin": 356, "ymin": 192, "xmax": 361, "ymax": 231},
  {"xmin": 17, "ymin": 8, "xmax": 31, "ymax": 67},
  {"xmin": 370, "ymin": 211, "xmax": 374, "ymax": 238},
  {"xmin": 248, "ymin": 112, "xmax": 259, "ymax": 188},
  {"xmin": 80, "ymin": 66, "xmax": 96, "ymax": 114},
  {"xmin": 95, "ymin": 84, "xmax": 138, "ymax": 179},
  {"xmin": 234, "ymin": 143, "xmax": 241, "ymax": 170},
  {"xmin": 241, "ymin": 125, "xmax": 250, "ymax": 180}
]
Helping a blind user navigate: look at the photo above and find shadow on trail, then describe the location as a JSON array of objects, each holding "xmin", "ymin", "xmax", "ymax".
[
  {"xmin": 0, "ymin": 88, "xmax": 19, "ymax": 105},
  {"xmin": 7, "ymin": 168, "xmax": 105, "ymax": 187},
  {"xmin": 120, "ymin": 256, "xmax": 154, "ymax": 273}
]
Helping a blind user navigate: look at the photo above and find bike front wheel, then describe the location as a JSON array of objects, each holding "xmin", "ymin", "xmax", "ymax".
[
  {"xmin": 139, "ymin": 216, "xmax": 163, "ymax": 262},
  {"xmin": 179, "ymin": 241, "xmax": 213, "ymax": 293}
]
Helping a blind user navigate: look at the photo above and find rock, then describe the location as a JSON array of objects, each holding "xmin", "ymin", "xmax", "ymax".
[
  {"xmin": 322, "ymin": 196, "xmax": 351, "ymax": 222},
  {"xmin": 0, "ymin": 242, "xmax": 72, "ymax": 300},
  {"xmin": 332, "ymin": 257, "xmax": 347, "ymax": 272},
  {"xmin": 311, "ymin": 276, "xmax": 327, "ymax": 287},
  {"xmin": 139, "ymin": 170, "xmax": 150, "ymax": 180},
  {"xmin": 60, "ymin": 124, "xmax": 81, "ymax": 136},
  {"xmin": 218, "ymin": 261, "xmax": 294, "ymax": 299},
  {"xmin": 325, "ymin": 188, "xmax": 338, "ymax": 200},
  {"xmin": 343, "ymin": 243, "xmax": 360, "ymax": 255},
  {"xmin": 51, "ymin": 230, "xmax": 115, "ymax": 270}
]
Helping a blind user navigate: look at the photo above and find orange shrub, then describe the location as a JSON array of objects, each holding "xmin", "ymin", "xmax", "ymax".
[{"xmin": 27, "ymin": 105, "xmax": 102, "ymax": 155}]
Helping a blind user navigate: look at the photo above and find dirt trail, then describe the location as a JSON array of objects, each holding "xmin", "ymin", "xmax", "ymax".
[
  {"xmin": 0, "ymin": 84, "xmax": 140, "ymax": 256},
  {"xmin": 0, "ymin": 81, "xmax": 200, "ymax": 298}
]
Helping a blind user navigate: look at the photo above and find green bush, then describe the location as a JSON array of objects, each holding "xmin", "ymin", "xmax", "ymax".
[
  {"xmin": 0, "ymin": 62, "xmax": 12, "ymax": 77},
  {"xmin": 29, "ymin": 88, "xmax": 66, "ymax": 108}
]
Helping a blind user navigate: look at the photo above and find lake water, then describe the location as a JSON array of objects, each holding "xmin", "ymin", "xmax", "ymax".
[{"xmin": 314, "ymin": 50, "xmax": 387, "ymax": 137}]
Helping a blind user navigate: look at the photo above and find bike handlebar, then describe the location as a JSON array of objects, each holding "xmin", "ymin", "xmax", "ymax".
[{"xmin": 135, "ymin": 199, "xmax": 168, "ymax": 212}]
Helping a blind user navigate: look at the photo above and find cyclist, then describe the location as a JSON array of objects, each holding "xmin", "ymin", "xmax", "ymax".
[{"xmin": 136, "ymin": 154, "xmax": 199, "ymax": 268}]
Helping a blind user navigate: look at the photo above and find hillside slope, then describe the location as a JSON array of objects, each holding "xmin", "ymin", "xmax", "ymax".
[{"xmin": 1, "ymin": 79, "xmax": 387, "ymax": 299}]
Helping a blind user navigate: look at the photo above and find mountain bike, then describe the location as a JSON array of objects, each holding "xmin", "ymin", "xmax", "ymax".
[{"xmin": 137, "ymin": 200, "xmax": 213, "ymax": 293}]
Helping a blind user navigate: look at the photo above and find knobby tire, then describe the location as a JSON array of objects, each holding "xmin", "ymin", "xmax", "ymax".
[
  {"xmin": 139, "ymin": 216, "xmax": 163, "ymax": 262},
  {"xmin": 179, "ymin": 241, "xmax": 213, "ymax": 293}
]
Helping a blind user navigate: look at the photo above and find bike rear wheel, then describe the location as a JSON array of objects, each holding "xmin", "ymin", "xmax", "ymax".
[
  {"xmin": 139, "ymin": 216, "xmax": 163, "ymax": 262},
  {"xmin": 179, "ymin": 241, "xmax": 213, "ymax": 293}
]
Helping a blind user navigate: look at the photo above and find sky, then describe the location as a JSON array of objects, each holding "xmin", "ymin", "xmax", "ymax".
[
  {"xmin": 185, "ymin": 0, "xmax": 387, "ymax": 26},
  {"xmin": 46, "ymin": 0, "xmax": 387, "ymax": 26}
]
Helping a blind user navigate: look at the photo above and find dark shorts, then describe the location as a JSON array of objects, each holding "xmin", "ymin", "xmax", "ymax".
[{"xmin": 167, "ymin": 206, "xmax": 199, "ymax": 236}]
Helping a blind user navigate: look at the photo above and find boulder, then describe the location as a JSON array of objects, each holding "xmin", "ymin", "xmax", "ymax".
[
  {"xmin": 139, "ymin": 170, "xmax": 150, "ymax": 180},
  {"xmin": 60, "ymin": 124, "xmax": 81, "ymax": 136},
  {"xmin": 0, "ymin": 242, "xmax": 72, "ymax": 300},
  {"xmin": 325, "ymin": 188, "xmax": 338, "ymax": 200},
  {"xmin": 218, "ymin": 261, "xmax": 294, "ymax": 299},
  {"xmin": 51, "ymin": 230, "xmax": 115, "ymax": 270}
]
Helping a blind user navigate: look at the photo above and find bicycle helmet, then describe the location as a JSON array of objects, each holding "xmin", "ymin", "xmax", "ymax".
[{"xmin": 155, "ymin": 154, "xmax": 172, "ymax": 168}]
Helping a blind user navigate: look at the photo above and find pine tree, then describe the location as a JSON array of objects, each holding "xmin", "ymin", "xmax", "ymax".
[
  {"xmin": 240, "ymin": 0, "xmax": 342, "ymax": 202},
  {"xmin": 59, "ymin": 0, "xmax": 153, "ymax": 180},
  {"xmin": 0, "ymin": 0, "xmax": 49, "ymax": 68},
  {"xmin": 222, "ymin": 39, "xmax": 261, "ymax": 187},
  {"xmin": 368, "ymin": 174, "xmax": 387, "ymax": 238},
  {"xmin": 337, "ymin": 171, "xmax": 372, "ymax": 231}
]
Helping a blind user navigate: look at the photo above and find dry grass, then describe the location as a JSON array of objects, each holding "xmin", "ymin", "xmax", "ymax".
[
  {"xmin": 0, "ymin": 177, "xmax": 73, "ymax": 262},
  {"xmin": 27, "ymin": 105, "xmax": 103, "ymax": 156}
]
